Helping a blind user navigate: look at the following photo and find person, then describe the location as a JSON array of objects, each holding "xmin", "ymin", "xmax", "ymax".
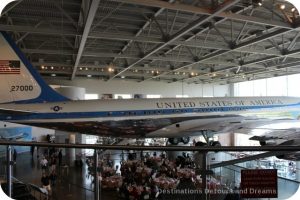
[
  {"xmin": 36, "ymin": 146, "xmax": 40, "ymax": 158},
  {"xmin": 41, "ymin": 173, "xmax": 51, "ymax": 194},
  {"xmin": 49, "ymin": 170, "xmax": 57, "ymax": 186},
  {"xmin": 193, "ymin": 142, "xmax": 207, "ymax": 169},
  {"xmin": 51, "ymin": 157, "xmax": 57, "ymax": 172},
  {"xmin": 58, "ymin": 150, "xmax": 63, "ymax": 166},
  {"xmin": 13, "ymin": 149, "xmax": 17, "ymax": 163},
  {"xmin": 40, "ymin": 157, "xmax": 48, "ymax": 172},
  {"xmin": 30, "ymin": 145, "xmax": 35, "ymax": 157},
  {"xmin": 46, "ymin": 134, "xmax": 51, "ymax": 143}
]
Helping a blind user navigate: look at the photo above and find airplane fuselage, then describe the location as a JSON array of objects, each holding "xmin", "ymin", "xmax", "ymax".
[{"xmin": 1, "ymin": 96, "xmax": 300, "ymax": 138}]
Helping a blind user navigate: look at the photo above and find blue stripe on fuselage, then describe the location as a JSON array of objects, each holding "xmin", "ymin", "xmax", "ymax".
[{"xmin": 1, "ymin": 103, "xmax": 299, "ymax": 121}]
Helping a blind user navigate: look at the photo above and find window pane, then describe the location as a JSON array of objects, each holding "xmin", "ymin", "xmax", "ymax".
[{"xmin": 85, "ymin": 94, "xmax": 99, "ymax": 100}]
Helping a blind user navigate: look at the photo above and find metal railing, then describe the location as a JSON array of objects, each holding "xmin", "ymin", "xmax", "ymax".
[{"xmin": 1, "ymin": 140, "xmax": 300, "ymax": 200}]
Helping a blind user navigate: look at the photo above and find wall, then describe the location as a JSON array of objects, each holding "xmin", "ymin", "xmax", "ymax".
[
  {"xmin": 45, "ymin": 78, "xmax": 230, "ymax": 98},
  {"xmin": 0, "ymin": 121, "xmax": 54, "ymax": 142}
]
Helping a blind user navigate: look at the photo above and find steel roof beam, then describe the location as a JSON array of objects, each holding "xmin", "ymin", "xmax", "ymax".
[
  {"xmin": 70, "ymin": 0, "xmax": 101, "ymax": 80},
  {"xmin": 3, "ymin": 24, "xmax": 300, "ymax": 58},
  {"xmin": 24, "ymin": 49, "xmax": 236, "ymax": 66},
  {"xmin": 111, "ymin": 0, "xmax": 293, "ymax": 29},
  {"xmin": 112, "ymin": 0, "xmax": 176, "ymax": 64},
  {"xmin": 107, "ymin": 0, "xmax": 241, "ymax": 81},
  {"xmin": 154, "ymin": 28, "xmax": 296, "ymax": 82}
]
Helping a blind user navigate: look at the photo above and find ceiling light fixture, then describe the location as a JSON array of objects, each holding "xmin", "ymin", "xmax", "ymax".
[
  {"xmin": 87, "ymin": 75, "xmax": 92, "ymax": 78},
  {"xmin": 108, "ymin": 67, "xmax": 114, "ymax": 72},
  {"xmin": 279, "ymin": 4, "xmax": 286, "ymax": 10},
  {"xmin": 285, "ymin": 0, "xmax": 300, "ymax": 13},
  {"xmin": 252, "ymin": 0, "xmax": 263, "ymax": 7}
]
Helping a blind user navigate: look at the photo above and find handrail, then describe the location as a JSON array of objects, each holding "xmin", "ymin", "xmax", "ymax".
[{"xmin": 0, "ymin": 140, "xmax": 300, "ymax": 152}]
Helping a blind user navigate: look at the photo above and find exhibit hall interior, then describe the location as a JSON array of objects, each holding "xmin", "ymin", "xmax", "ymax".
[{"xmin": 1, "ymin": 0, "xmax": 300, "ymax": 200}]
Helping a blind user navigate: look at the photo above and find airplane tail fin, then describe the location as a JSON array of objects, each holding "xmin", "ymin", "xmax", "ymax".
[{"xmin": 0, "ymin": 31, "xmax": 69, "ymax": 104}]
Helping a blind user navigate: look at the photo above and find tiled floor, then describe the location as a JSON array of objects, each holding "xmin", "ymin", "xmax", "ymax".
[{"xmin": 1, "ymin": 151, "xmax": 118, "ymax": 200}]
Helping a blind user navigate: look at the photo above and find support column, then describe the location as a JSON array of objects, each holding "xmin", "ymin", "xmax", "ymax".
[
  {"xmin": 6, "ymin": 145, "xmax": 12, "ymax": 197},
  {"xmin": 69, "ymin": 133, "xmax": 76, "ymax": 167},
  {"xmin": 202, "ymin": 151, "xmax": 207, "ymax": 199},
  {"xmin": 296, "ymin": 161, "xmax": 300, "ymax": 181},
  {"xmin": 94, "ymin": 150, "xmax": 100, "ymax": 200},
  {"xmin": 76, "ymin": 133, "xmax": 86, "ymax": 158}
]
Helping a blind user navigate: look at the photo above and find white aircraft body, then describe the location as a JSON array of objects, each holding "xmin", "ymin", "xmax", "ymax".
[{"xmin": 1, "ymin": 31, "xmax": 300, "ymax": 159}]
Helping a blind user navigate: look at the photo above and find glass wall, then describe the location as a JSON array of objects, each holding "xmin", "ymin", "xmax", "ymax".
[{"xmin": 234, "ymin": 74, "xmax": 300, "ymax": 97}]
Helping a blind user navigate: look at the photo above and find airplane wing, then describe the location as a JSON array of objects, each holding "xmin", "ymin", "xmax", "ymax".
[{"xmin": 146, "ymin": 116, "xmax": 300, "ymax": 140}]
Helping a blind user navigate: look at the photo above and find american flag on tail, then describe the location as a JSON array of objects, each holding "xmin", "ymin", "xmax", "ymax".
[{"xmin": 0, "ymin": 60, "xmax": 21, "ymax": 74}]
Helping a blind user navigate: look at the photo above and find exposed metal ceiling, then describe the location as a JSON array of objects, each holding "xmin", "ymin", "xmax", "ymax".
[{"xmin": 1, "ymin": 0, "xmax": 300, "ymax": 85}]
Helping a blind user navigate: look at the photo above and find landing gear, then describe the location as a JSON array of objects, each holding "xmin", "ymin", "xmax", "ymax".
[
  {"xmin": 209, "ymin": 141, "xmax": 221, "ymax": 147},
  {"xmin": 168, "ymin": 137, "xmax": 190, "ymax": 145},
  {"xmin": 260, "ymin": 141, "xmax": 267, "ymax": 146},
  {"xmin": 181, "ymin": 137, "xmax": 190, "ymax": 144},
  {"xmin": 201, "ymin": 130, "xmax": 222, "ymax": 147},
  {"xmin": 168, "ymin": 138, "xmax": 180, "ymax": 145}
]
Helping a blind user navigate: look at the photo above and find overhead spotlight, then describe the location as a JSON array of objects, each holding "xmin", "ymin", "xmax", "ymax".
[
  {"xmin": 252, "ymin": 0, "xmax": 263, "ymax": 7},
  {"xmin": 50, "ymin": 66, "xmax": 54, "ymax": 70},
  {"xmin": 156, "ymin": 70, "xmax": 159, "ymax": 74},
  {"xmin": 191, "ymin": 72, "xmax": 195, "ymax": 76},
  {"xmin": 212, "ymin": 73, "xmax": 216, "ymax": 77},
  {"xmin": 51, "ymin": 74, "xmax": 56, "ymax": 77},
  {"xmin": 79, "ymin": 67, "xmax": 83, "ymax": 70},
  {"xmin": 87, "ymin": 75, "xmax": 92, "ymax": 78},
  {"xmin": 108, "ymin": 67, "xmax": 114, "ymax": 72},
  {"xmin": 41, "ymin": 65, "xmax": 45, "ymax": 70},
  {"xmin": 279, "ymin": 4, "xmax": 286, "ymax": 10},
  {"xmin": 151, "ymin": 70, "xmax": 154, "ymax": 74},
  {"xmin": 121, "ymin": 76, "xmax": 125, "ymax": 79},
  {"xmin": 85, "ymin": 67, "xmax": 88, "ymax": 71}
]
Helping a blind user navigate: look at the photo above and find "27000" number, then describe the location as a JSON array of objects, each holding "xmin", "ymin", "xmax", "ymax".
[{"xmin": 10, "ymin": 85, "xmax": 34, "ymax": 92}]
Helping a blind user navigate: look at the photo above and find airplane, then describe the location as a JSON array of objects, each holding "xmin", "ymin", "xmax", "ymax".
[{"xmin": 1, "ymin": 30, "xmax": 300, "ymax": 160}]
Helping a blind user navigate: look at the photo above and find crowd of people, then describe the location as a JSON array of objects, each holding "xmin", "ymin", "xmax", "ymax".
[
  {"xmin": 35, "ymin": 142, "xmax": 63, "ymax": 196},
  {"xmin": 86, "ymin": 150, "xmax": 223, "ymax": 200},
  {"xmin": 39, "ymin": 149, "xmax": 63, "ymax": 195}
]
